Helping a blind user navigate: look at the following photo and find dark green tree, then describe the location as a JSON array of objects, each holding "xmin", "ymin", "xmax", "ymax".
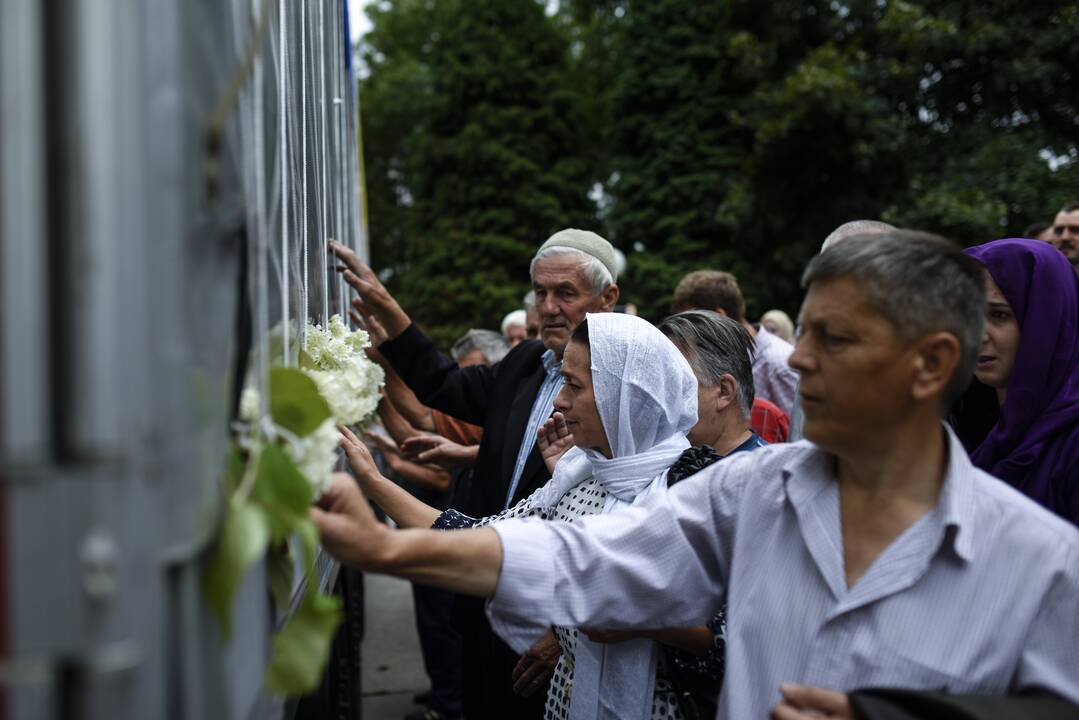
[
  {"xmin": 360, "ymin": 0, "xmax": 598, "ymax": 346},
  {"xmin": 362, "ymin": 0, "xmax": 1079, "ymax": 330}
]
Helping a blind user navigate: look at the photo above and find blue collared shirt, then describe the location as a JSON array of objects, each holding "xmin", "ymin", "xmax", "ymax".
[
  {"xmin": 489, "ymin": 426, "xmax": 1079, "ymax": 718},
  {"xmin": 503, "ymin": 349, "xmax": 564, "ymax": 509}
]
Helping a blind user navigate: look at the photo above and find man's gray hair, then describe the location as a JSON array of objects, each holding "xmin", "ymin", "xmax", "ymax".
[
  {"xmin": 451, "ymin": 329, "xmax": 510, "ymax": 365},
  {"xmin": 529, "ymin": 246, "xmax": 614, "ymax": 296},
  {"xmin": 658, "ymin": 310, "xmax": 756, "ymax": 418},
  {"xmin": 802, "ymin": 230, "xmax": 986, "ymax": 407},
  {"xmin": 821, "ymin": 220, "xmax": 896, "ymax": 251},
  {"xmin": 522, "ymin": 290, "xmax": 536, "ymax": 311}
]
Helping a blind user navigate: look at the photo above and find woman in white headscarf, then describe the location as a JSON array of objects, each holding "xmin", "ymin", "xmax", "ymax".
[{"xmin": 342, "ymin": 312, "xmax": 724, "ymax": 719}]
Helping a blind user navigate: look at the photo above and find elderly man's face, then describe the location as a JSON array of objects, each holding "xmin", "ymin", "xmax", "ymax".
[
  {"xmin": 532, "ymin": 256, "xmax": 617, "ymax": 357},
  {"xmin": 504, "ymin": 324, "xmax": 527, "ymax": 347},
  {"xmin": 790, "ymin": 277, "xmax": 919, "ymax": 455},
  {"xmin": 1051, "ymin": 209, "xmax": 1079, "ymax": 267}
]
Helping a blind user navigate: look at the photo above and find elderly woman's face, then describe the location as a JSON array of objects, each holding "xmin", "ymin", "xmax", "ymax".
[{"xmin": 553, "ymin": 341, "xmax": 611, "ymax": 458}]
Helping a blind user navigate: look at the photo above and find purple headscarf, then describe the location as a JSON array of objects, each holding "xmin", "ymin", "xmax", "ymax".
[{"xmin": 963, "ymin": 238, "xmax": 1079, "ymax": 524}]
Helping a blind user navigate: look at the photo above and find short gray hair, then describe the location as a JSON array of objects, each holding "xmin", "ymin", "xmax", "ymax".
[
  {"xmin": 821, "ymin": 220, "xmax": 896, "ymax": 251},
  {"xmin": 522, "ymin": 290, "xmax": 536, "ymax": 311},
  {"xmin": 658, "ymin": 310, "xmax": 756, "ymax": 418},
  {"xmin": 529, "ymin": 246, "xmax": 614, "ymax": 296},
  {"xmin": 451, "ymin": 329, "xmax": 510, "ymax": 365},
  {"xmin": 802, "ymin": 231, "xmax": 986, "ymax": 407}
]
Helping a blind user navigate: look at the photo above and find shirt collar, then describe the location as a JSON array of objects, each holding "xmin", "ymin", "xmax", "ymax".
[
  {"xmin": 541, "ymin": 348, "xmax": 562, "ymax": 375},
  {"xmin": 780, "ymin": 424, "xmax": 978, "ymax": 563},
  {"xmin": 938, "ymin": 424, "xmax": 977, "ymax": 562},
  {"xmin": 721, "ymin": 432, "xmax": 766, "ymax": 459}
]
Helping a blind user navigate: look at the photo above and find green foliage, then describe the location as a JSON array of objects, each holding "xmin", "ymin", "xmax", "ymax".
[
  {"xmin": 361, "ymin": 0, "xmax": 1079, "ymax": 325},
  {"xmin": 253, "ymin": 444, "xmax": 314, "ymax": 542},
  {"xmin": 203, "ymin": 370, "xmax": 341, "ymax": 696},
  {"xmin": 202, "ymin": 501, "xmax": 271, "ymax": 640},
  {"xmin": 269, "ymin": 367, "xmax": 332, "ymax": 437},
  {"xmin": 361, "ymin": 0, "xmax": 598, "ymax": 346},
  {"xmin": 265, "ymin": 590, "xmax": 343, "ymax": 695}
]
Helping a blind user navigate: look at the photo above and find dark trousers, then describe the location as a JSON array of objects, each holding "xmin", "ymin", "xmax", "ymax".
[
  {"xmin": 457, "ymin": 598, "xmax": 547, "ymax": 720},
  {"xmin": 412, "ymin": 583, "xmax": 464, "ymax": 716}
]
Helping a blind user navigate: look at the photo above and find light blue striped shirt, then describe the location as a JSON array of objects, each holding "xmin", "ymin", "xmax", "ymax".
[
  {"xmin": 503, "ymin": 349, "xmax": 563, "ymax": 509},
  {"xmin": 489, "ymin": 426, "xmax": 1079, "ymax": 718}
]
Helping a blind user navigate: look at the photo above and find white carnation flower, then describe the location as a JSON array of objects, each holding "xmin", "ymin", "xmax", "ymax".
[
  {"xmin": 298, "ymin": 314, "xmax": 384, "ymax": 427},
  {"xmin": 304, "ymin": 314, "xmax": 371, "ymax": 370},
  {"xmin": 305, "ymin": 356, "xmax": 385, "ymax": 427},
  {"xmin": 239, "ymin": 387, "xmax": 261, "ymax": 423},
  {"xmin": 288, "ymin": 418, "xmax": 339, "ymax": 498}
]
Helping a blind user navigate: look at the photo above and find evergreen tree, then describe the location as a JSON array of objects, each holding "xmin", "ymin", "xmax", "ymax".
[
  {"xmin": 361, "ymin": 0, "xmax": 597, "ymax": 347},
  {"xmin": 362, "ymin": 0, "xmax": 1079, "ymax": 328}
]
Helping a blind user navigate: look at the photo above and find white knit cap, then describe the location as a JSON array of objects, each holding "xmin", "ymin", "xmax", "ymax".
[{"xmin": 538, "ymin": 228, "xmax": 619, "ymax": 282}]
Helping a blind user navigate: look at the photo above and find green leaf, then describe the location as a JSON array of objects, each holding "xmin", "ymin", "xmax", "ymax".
[
  {"xmin": 202, "ymin": 501, "xmax": 271, "ymax": 640},
  {"xmin": 294, "ymin": 517, "xmax": 320, "ymax": 574},
  {"xmin": 252, "ymin": 444, "xmax": 314, "ymax": 541},
  {"xmin": 265, "ymin": 590, "xmax": 343, "ymax": 695},
  {"xmin": 269, "ymin": 367, "xmax": 331, "ymax": 438},
  {"xmin": 267, "ymin": 542, "xmax": 296, "ymax": 612},
  {"xmin": 223, "ymin": 446, "xmax": 247, "ymax": 496}
]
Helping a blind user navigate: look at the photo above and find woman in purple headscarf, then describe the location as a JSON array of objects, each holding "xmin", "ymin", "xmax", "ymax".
[{"xmin": 961, "ymin": 238, "xmax": 1079, "ymax": 525}]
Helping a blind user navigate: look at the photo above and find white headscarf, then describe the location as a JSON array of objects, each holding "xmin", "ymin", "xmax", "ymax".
[{"xmin": 531, "ymin": 312, "xmax": 698, "ymax": 720}]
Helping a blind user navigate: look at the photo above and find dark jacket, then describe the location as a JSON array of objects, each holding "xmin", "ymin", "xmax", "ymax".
[
  {"xmin": 380, "ymin": 324, "xmax": 554, "ymax": 518},
  {"xmin": 380, "ymin": 325, "xmax": 554, "ymax": 719},
  {"xmin": 850, "ymin": 689, "xmax": 1079, "ymax": 720}
]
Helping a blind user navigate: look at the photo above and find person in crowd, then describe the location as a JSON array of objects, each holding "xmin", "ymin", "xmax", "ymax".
[
  {"xmin": 1023, "ymin": 221, "xmax": 1055, "ymax": 243},
  {"xmin": 338, "ymin": 311, "xmax": 762, "ymax": 719},
  {"xmin": 502, "ymin": 310, "xmax": 529, "ymax": 347},
  {"xmin": 760, "ymin": 309, "xmax": 795, "ymax": 344},
  {"xmin": 1051, "ymin": 202, "xmax": 1079, "ymax": 272},
  {"xmin": 331, "ymin": 229, "xmax": 620, "ymax": 720},
  {"xmin": 958, "ymin": 238, "xmax": 1079, "ymax": 525},
  {"xmin": 750, "ymin": 396, "xmax": 789, "ymax": 444},
  {"xmin": 671, "ymin": 270, "xmax": 798, "ymax": 415},
  {"xmin": 752, "ymin": 310, "xmax": 795, "ymax": 442},
  {"xmin": 364, "ymin": 327, "xmax": 507, "ymax": 720},
  {"xmin": 789, "ymin": 220, "xmax": 897, "ymax": 440},
  {"xmin": 359, "ymin": 323, "xmax": 504, "ymax": 476},
  {"xmin": 312, "ymin": 232, "xmax": 1079, "ymax": 720},
  {"xmin": 523, "ymin": 290, "xmax": 541, "ymax": 339}
]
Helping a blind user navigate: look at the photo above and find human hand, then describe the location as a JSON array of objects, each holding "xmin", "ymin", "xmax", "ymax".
[
  {"xmin": 339, "ymin": 425, "xmax": 386, "ymax": 490},
  {"xmin": 401, "ymin": 434, "xmax": 479, "ymax": 470},
  {"xmin": 349, "ymin": 298, "xmax": 390, "ymax": 350},
  {"xmin": 581, "ymin": 628, "xmax": 638, "ymax": 644},
  {"xmin": 511, "ymin": 629, "xmax": 561, "ymax": 697},
  {"xmin": 537, "ymin": 412, "xmax": 574, "ymax": 474},
  {"xmin": 770, "ymin": 684, "xmax": 852, "ymax": 720},
  {"xmin": 309, "ymin": 472, "xmax": 390, "ymax": 570},
  {"xmin": 330, "ymin": 240, "xmax": 411, "ymax": 340},
  {"xmin": 363, "ymin": 429, "xmax": 400, "ymax": 457}
]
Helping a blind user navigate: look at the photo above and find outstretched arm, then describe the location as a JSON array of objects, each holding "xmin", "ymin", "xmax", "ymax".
[
  {"xmin": 310, "ymin": 472, "xmax": 503, "ymax": 597},
  {"xmin": 341, "ymin": 427, "xmax": 443, "ymax": 528},
  {"xmin": 379, "ymin": 360, "xmax": 436, "ymax": 433}
]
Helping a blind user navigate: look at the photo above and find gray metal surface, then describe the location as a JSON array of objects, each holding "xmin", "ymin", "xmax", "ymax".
[{"xmin": 0, "ymin": 0, "xmax": 358, "ymax": 716}]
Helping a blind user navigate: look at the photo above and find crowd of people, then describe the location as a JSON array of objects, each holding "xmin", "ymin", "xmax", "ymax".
[{"xmin": 319, "ymin": 213, "xmax": 1078, "ymax": 720}]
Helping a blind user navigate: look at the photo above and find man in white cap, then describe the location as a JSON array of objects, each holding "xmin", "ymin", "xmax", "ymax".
[
  {"xmin": 501, "ymin": 309, "xmax": 529, "ymax": 347},
  {"xmin": 331, "ymin": 230, "xmax": 619, "ymax": 720}
]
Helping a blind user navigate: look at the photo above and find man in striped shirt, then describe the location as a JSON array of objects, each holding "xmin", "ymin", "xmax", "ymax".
[{"xmin": 316, "ymin": 231, "xmax": 1079, "ymax": 718}]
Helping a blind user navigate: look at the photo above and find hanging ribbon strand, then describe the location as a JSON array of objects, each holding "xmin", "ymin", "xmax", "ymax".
[
  {"xmin": 278, "ymin": 0, "xmax": 290, "ymax": 363},
  {"xmin": 318, "ymin": 0, "xmax": 331, "ymax": 327}
]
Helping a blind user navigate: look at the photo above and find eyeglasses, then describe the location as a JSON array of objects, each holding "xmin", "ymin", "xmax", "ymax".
[{"xmin": 1052, "ymin": 225, "xmax": 1079, "ymax": 235}]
